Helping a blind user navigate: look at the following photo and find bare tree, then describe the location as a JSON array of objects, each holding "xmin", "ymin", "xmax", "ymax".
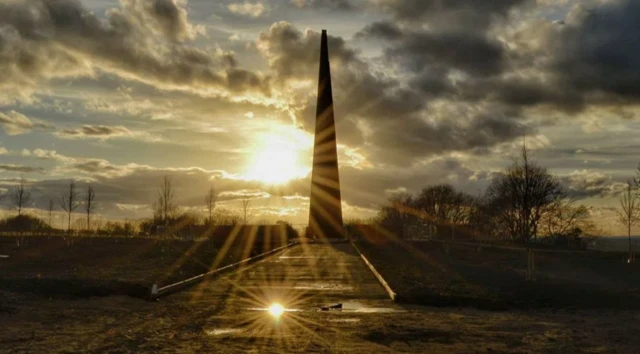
[
  {"xmin": 540, "ymin": 199, "xmax": 591, "ymax": 237},
  {"xmin": 633, "ymin": 163, "xmax": 640, "ymax": 192},
  {"xmin": 378, "ymin": 192, "xmax": 414, "ymax": 238},
  {"xmin": 59, "ymin": 180, "xmax": 80, "ymax": 233},
  {"xmin": 155, "ymin": 176, "xmax": 178, "ymax": 226},
  {"xmin": 413, "ymin": 184, "xmax": 475, "ymax": 239},
  {"xmin": 414, "ymin": 185, "xmax": 471, "ymax": 224},
  {"xmin": 11, "ymin": 176, "xmax": 32, "ymax": 216},
  {"xmin": 85, "ymin": 186, "xmax": 96, "ymax": 231},
  {"xmin": 484, "ymin": 144, "xmax": 564, "ymax": 243},
  {"xmin": 204, "ymin": 185, "xmax": 217, "ymax": 224},
  {"xmin": 93, "ymin": 215, "xmax": 106, "ymax": 232},
  {"xmin": 616, "ymin": 181, "xmax": 640, "ymax": 263},
  {"xmin": 241, "ymin": 196, "xmax": 251, "ymax": 225},
  {"xmin": 48, "ymin": 199, "xmax": 54, "ymax": 228},
  {"xmin": 211, "ymin": 208, "xmax": 241, "ymax": 226}
]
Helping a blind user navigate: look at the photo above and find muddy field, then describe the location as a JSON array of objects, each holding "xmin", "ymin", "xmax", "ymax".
[
  {"xmin": 354, "ymin": 235, "xmax": 640, "ymax": 310},
  {"xmin": 0, "ymin": 225, "xmax": 296, "ymax": 299},
  {"xmin": 2, "ymin": 243, "xmax": 640, "ymax": 353},
  {"xmin": 3, "ymin": 292, "xmax": 640, "ymax": 353}
]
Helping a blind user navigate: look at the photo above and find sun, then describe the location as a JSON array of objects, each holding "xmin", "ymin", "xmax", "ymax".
[
  {"xmin": 245, "ymin": 129, "xmax": 311, "ymax": 184},
  {"xmin": 248, "ymin": 145, "xmax": 299, "ymax": 184}
]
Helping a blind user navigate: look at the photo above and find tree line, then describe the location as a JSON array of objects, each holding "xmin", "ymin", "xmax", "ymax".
[
  {"xmin": 377, "ymin": 145, "xmax": 599, "ymax": 248},
  {"xmin": 145, "ymin": 175, "xmax": 241, "ymax": 237},
  {"xmin": 0, "ymin": 178, "xmax": 97, "ymax": 233},
  {"xmin": 0, "ymin": 175, "xmax": 248, "ymax": 237}
]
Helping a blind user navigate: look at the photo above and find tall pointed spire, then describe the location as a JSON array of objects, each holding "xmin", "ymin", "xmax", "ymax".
[{"xmin": 308, "ymin": 30, "xmax": 344, "ymax": 239}]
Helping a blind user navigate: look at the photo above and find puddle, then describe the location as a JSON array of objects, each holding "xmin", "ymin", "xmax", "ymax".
[
  {"xmin": 339, "ymin": 301, "xmax": 403, "ymax": 313},
  {"xmin": 0, "ymin": 255, "xmax": 9, "ymax": 259},
  {"xmin": 204, "ymin": 328, "xmax": 242, "ymax": 336},
  {"xmin": 328, "ymin": 318, "xmax": 361, "ymax": 323},
  {"xmin": 246, "ymin": 307, "xmax": 303, "ymax": 312},
  {"xmin": 293, "ymin": 283, "xmax": 354, "ymax": 291}
]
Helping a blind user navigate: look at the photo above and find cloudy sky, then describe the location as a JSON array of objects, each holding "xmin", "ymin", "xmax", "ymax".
[{"xmin": 0, "ymin": 0, "xmax": 638, "ymax": 233}]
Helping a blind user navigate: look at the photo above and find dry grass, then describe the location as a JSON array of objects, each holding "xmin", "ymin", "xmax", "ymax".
[
  {"xmin": 0, "ymin": 233, "xmax": 291, "ymax": 299},
  {"xmin": 355, "ymin": 238, "xmax": 640, "ymax": 310}
]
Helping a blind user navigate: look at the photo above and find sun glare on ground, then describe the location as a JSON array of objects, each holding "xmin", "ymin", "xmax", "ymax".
[
  {"xmin": 268, "ymin": 303, "xmax": 285, "ymax": 318},
  {"xmin": 245, "ymin": 126, "xmax": 312, "ymax": 184}
]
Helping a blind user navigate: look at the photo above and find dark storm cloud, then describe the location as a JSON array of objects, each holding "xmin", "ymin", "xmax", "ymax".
[
  {"xmin": 144, "ymin": 0, "xmax": 195, "ymax": 41},
  {"xmin": 450, "ymin": 77, "xmax": 587, "ymax": 113},
  {"xmin": 359, "ymin": 0, "xmax": 640, "ymax": 119},
  {"xmin": 434, "ymin": 0, "xmax": 640, "ymax": 113},
  {"xmin": 367, "ymin": 107, "xmax": 528, "ymax": 165},
  {"xmin": 370, "ymin": 0, "xmax": 531, "ymax": 30},
  {"xmin": 291, "ymin": 0, "xmax": 354, "ymax": 11},
  {"xmin": 479, "ymin": 0, "xmax": 640, "ymax": 110},
  {"xmin": 338, "ymin": 156, "xmax": 492, "ymax": 208},
  {"xmin": 552, "ymin": 0, "xmax": 640, "ymax": 102},
  {"xmin": 259, "ymin": 22, "xmax": 527, "ymax": 166},
  {"xmin": 0, "ymin": 164, "xmax": 45, "ymax": 174},
  {"xmin": 0, "ymin": 0, "xmax": 270, "ymax": 101},
  {"xmin": 257, "ymin": 21, "xmax": 357, "ymax": 82},
  {"xmin": 59, "ymin": 125, "xmax": 133, "ymax": 138},
  {"xmin": 358, "ymin": 21, "xmax": 506, "ymax": 77},
  {"xmin": 559, "ymin": 170, "xmax": 627, "ymax": 199}
]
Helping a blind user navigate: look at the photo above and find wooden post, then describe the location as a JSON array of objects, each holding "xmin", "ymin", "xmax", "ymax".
[
  {"xmin": 527, "ymin": 249, "xmax": 531, "ymax": 280},
  {"xmin": 444, "ymin": 242, "xmax": 450, "ymax": 255},
  {"xmin": 527, "ymin": 249, "xmax": 536, "ymax": 281},
  {"xmin": 531, "ymin": 250, "xmax": 536, "ymax": 281}
]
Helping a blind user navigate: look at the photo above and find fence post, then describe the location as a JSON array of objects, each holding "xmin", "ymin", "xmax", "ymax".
[
  {"xmin": 531, "ymin": 250, "xmax": 536, "ymax": 281},
  {"xmin": 527, "ymin": 249, "xmax": 530, "ymax": 280},
  {"xmin": 527, "ymin": 249, "xmax": 536, "ymax": 281}
]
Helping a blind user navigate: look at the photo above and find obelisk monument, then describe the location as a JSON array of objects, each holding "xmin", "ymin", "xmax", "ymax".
[{"xmin": 308, "ymin": 30, "xmax": 344, "ymax": 240}]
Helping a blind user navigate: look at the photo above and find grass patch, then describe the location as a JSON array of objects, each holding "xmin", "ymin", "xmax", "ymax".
[
  {"xmin": 0, "ymin": 226, "xmax": 296, "ymax": 299},
  {"xmin": 351, "ymin": 226, "xmax": 640, "ymax": 310}
]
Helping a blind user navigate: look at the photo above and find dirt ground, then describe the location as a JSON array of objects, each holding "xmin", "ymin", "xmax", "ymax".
[
  {"xmin": 2, "ymin": 243, "xmax": 640, "ymax": 353},
  {"xmin": 2, "ymin": 291, "xmax": 640, "ymax": 353}
]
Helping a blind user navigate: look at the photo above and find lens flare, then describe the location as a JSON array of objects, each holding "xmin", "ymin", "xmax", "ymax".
[{"xmin": 268, "ymin": 303, "xmax": 285, "ymax": 318}]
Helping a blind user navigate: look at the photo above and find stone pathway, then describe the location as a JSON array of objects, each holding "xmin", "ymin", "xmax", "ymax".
[
  {"xmin": 175, "ymin": 242, "xmax": 397, "ymax": 308},
  {"xmin": 167, "ymin": 242, "xmax": 402, "ymax": 351}
]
